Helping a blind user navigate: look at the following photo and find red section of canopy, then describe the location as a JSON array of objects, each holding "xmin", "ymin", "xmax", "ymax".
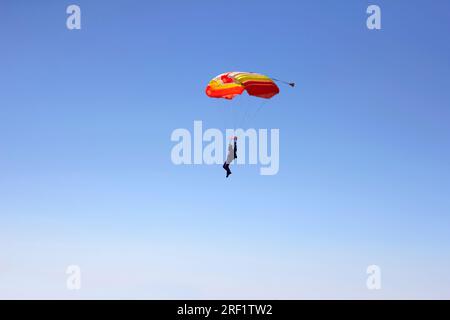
[{"xmin": 243, "ymin": 81, "xmax": 279, "ymax": 99}]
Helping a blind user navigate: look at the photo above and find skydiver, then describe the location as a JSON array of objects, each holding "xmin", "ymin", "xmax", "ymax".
[{"xmin": 223, "ymin": 136, "xmax": 237, "ymax": 178}]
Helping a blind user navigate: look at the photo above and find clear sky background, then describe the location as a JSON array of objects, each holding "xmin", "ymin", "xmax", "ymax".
[{"xmin": 1, "ymin": 0, "xmax": 450, "ymax": 299}]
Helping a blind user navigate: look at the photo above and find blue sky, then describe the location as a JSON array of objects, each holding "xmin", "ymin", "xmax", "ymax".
[{"xmin": 1, "ymin": 0, "xmax": 450, "ymax": 299}]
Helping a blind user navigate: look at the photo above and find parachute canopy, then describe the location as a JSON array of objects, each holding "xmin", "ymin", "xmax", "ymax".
[{"xmin": 206, "ymin": 72, "xmax": 280, "ymax": 100}]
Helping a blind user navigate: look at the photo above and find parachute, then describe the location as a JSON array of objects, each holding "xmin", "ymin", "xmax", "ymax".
[
  {"xmin": 205, "ymin": 72, "xmax": 282, "ymax": 100},
  {"xmin": 205, "ymin": 71, "xmax": 294, "ymax": 130}
]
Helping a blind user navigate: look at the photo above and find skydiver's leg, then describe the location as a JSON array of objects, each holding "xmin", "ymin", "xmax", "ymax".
[{"xmin": 223, "ymin": 162, "xmax": 231, "ymax": 177}]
